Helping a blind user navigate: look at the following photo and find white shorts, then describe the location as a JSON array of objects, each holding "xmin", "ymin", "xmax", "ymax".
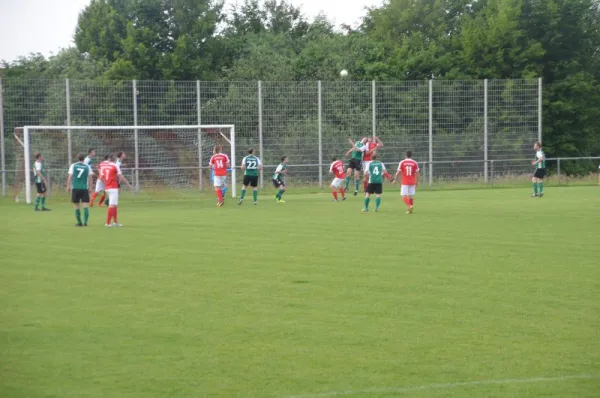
[
  {"xmin": 106, "ymin": 188, "xmax": 119, "ymax": 206},
  {"xmin": 401, "ymin": 185, "xmax": 416, "ymax": 196},
  {"xmin": 213, "ymin": 175, "xmax": 227, "ymax": 188},
  {"xmin": 95, "ymin": 179, "xmax": 105, "ymax": 193},
  {"xmin": 362, "ymin": 161, "xmax": 372, "ymax": 173},
  {"xmin": 331, "ymin": 177, "xmax": 344, "ymax": 188}
]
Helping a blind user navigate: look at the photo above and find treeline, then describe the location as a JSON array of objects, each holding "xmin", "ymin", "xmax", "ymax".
[{"xmin": 2, "ymin": 0, "xmax": 600, "ymax": 159}]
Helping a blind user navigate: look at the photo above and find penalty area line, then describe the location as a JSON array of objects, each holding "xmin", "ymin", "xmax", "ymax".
[{"xmin": 283, "ymin": 374, "xmax": 598, "ymax": 398}]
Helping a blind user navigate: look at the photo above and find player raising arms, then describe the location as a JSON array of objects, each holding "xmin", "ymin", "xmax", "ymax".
[
  {"xmin": 531, "ymin": 141, "xmax": 546, "ymax": 197},
  {"xmin": 273, "ymin": 156, "xmax": 289, "ymax": 203},
  {"xmin": 104, "ymin": 153, "xmax": 132, "ymax": 227},
  {"xmin": 362, "ymin": 136, "xmax": 384, "ymax": 192},
  {"xmin": 209, "ymin": 146, "xmax": 230, "ymax": 207},
  {"xmin": 90, "ymin": 154, "xmax": 110, "ymax": 207},
  {"xmin": 67, "ymin": 153, "xmax": 94, "ymax": 227},
  {"xmin": 362, "ymin": 154, "xmax": 387, "ymax": 212},
  {"xmin": 329, "ymin": 156, "xmax": 347, "ymax": 202},
  {"xmin": 344, "ymin": 137, "xmax": 367, "ymax": 195},
  {"xmin": 238, "ymin": 148, "xmax": 262, "ymax": 205},
  {"xmin": 394, "ymin": 150, "xmax": 419, "ymax": 214}
]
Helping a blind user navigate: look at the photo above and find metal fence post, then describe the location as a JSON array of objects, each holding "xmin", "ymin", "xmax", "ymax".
[
  {"xmin": 428, "ymin": 79, "xmax": 433, "ymax": 186},
  {"xmin": 196, "ymin": 80, "xmax": 202, "ymax": 191},
  {"xmin": 490, "ymin": 160, "xmax": 495, "ymax": 186},
  {"xmin": 318, "ymin": 80, "xmax": 323, "ymax": 189},
  {"xmin": 557, "ymin": 158, "xmax": 561, "ymax": 186},
  {"xmin": 538, "ymin": 77, "xmax": 543, "ymax": 143},
  {"xmin": 372, "ymin": 80, "xmax": 376, "ymax": 137},
  {"xmin": 66, "ymin": 78, "xmax": 72, "ymax": 164},
  {"xmin": 0, "ymin": 78, "xmax": 5, "ymax": 197},
  {"xmin": 132, "ymin": 80, "xmax": 139, "ymax": 192},
  {"xmin": 258, "ymin": 80, "xmax": 264, "ymax": 189},
  {"xmin": 484, "ymin": 79, "xmax": 488, "ymax": 184}
]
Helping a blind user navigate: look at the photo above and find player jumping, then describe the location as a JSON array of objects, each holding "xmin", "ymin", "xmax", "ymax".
[
  {"xmin": 90, "ymin": 154, "xmax": 110, "ymax": 207},
  {"xmin": 362, "ymin": 136, "xmax": 384, "ymax": 192},
  {"xmin": 395, "ymin": 150, "xmax": 419, "ymax": 214},
  {"xmin": 67, "ymin": 154, "xmax": 94, "ymax": 227},
  {"xmin": 329, "ymin": 156, "xmax": 347, "ymax": 202},
  {"xmin": 33, "ymin": 152, "xmax": 50, "ymax": 211},
  {"xmin": 362, "ymin": 154, "xmax": 386, "ymax": 212},
  {"xmin": 273, "ymin": 156, "xmax": 288, "ymax": 203},
  {"xmin": 345, "ymin": 137, "xmax": 367, "ymax": 195},
  {"xmin": 238, "ymin": 148, "xmax": 262, "ymax": 205},
  {"xmin": 531, "ymin": 141, "xmax": 546, "ymax": 197},
  {"xmin": 209, "ymin": 146, "xmax": 230, "ymax": 207},
  {"xmin": 104, "ymin": 153, "xmax": 132, "ymax": 227}
]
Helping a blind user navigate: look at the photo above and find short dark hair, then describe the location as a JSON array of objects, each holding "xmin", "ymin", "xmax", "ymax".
[
  {"xmin": 535, "ymin": 141, "xmax": 542, "ymax": 147},
  {"xmin": 331, "ymin": 156, "xmax": 338, "ymax": 161},
  {"xmin": 88, "ymin": 148, "xmax": 95, "ymax": 154},
  {"xmin": 109, "ymin": 153, "xmax": 117, "ymax": 161},
  {"xmin": 35, "ymin": 152, "xmax": 42, "ymax": 160},
  {"xmin": 77, "ymin": 153, "xmax": 85, "ymax": 162},
  {"xmin": 214, "ymin": 146, "xmax": 221, "ymax": 154},
  {"xmin": 371, "ymin": 154, "xmax": 377, "ymax": 160},
  {"xmin": 117, "ymin": 151, "xmax": 124, "ymax": 158},
  {"xmin": 406, "ymin": 150, "xmax": 412, "ymax": 158},
  {"xmin": 104, "ymin": 154, "xmax": 110, "ymax": 160},
  {"xmin": 281, "ymin": 156, "xmax": 287, "ymax": 162},
  {"xmin": 248, "ymin": 148, "xmax": 254, "ymax": 154}
]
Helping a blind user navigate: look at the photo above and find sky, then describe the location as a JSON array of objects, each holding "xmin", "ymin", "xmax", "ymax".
[{"xmin": 0, "ymin": 0, "xmax": 383, "ymax": 63}]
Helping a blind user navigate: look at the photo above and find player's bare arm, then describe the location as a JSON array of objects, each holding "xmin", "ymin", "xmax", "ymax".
[
  {"xmin": 374, "ymin": 136, "xmax": 384, "ymax": 147},
  {"xmin": 66, "ymin": 175, "xmax": 73, "ymax": 192},
  {"xmin": 37, "ymin": 169, "xmax": 48, "ymax": 186},
  {"xmin": 531, "ymin": 154, "xmax": 545, "ymax": 165},
  {"xmin": 118, "ymin": 174, "xmax": 133, "ymax": 190},
  {"xmin": 415, "ymin": 171, "xmax": 420, "ymax": 187}
]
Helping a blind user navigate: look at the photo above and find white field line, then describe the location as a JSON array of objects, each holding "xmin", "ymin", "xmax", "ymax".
[{"xmin": 283, "ymin": 374, "xmax": 598, "ymax": 398}]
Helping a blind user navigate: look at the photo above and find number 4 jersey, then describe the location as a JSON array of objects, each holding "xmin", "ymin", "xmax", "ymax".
[{"xmin": 398, "ymin": 159, "xmax": 419, "ymax": 185}]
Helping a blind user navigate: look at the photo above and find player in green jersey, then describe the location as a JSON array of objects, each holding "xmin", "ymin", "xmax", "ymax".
[
  {"xmin": 84, "ymin": 148, "xmax": 95, "ymax": 167},
  {"xmin": 531, "ymin": 141, "xmax": 546, "ymax": 197},
  {"xmin": 238, "ymin": 148, "xmax": 263, "ymax": 205},
  {"xmin": 362, "ymin": 155, "xmax": 386, "ymax": 212},
  {"xmin": 272, "ymin": 156, "xmax": 289, "ymax": 203},
  {"xmin": 67, "ymin": 154, "xmax": 94, "ymax": 227},
  {"xmin": 33, "ymin": 152, "xmax": 50, "ymax": 211},
  {"xmin": 344, "ymin": 137, "xmax": 367, "ymax": 195}
]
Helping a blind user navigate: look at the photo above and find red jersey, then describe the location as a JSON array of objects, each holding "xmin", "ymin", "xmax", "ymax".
[
  {"xmin": 97, "ymin": 161, "xmax": 110, "ymax": 181},
  {"xmin": 210, "ymin": 153, "xmax": 230, "ymax": 177},
  {"xmin": 362, "ymin": 142, "xmax": 378, "ymax": 162},
  {"xmin": 398, "ymin": 158, "xmax": 419, "ymax": 185},
  {"xmin": 104, "ymin": 162, "xmax": 122, "ymax": 189},
  {"xmin": 330, "ymin": 160, "xmax": 345, "ymax": 179}
]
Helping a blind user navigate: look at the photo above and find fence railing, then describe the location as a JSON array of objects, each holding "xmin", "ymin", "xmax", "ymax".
[{"xmin": 1, "ymin": 78, "xmax": 543, "ymax": 196}]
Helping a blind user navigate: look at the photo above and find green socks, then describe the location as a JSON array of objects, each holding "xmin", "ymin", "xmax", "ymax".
[
  {"xmin": 354, "ymin": 179, "xmax": 360, "ymax": 192},
  {"xmin": 539, "ymin": 183, "xmax": 544, "ymax": 193},
  {"xmin": 75, "ymin": 209, "xmax": 82, "ymax": 225},
  {"xmin": 364, "ymin": 197, "xmax": 370, "ymax": 210},
  {"xmin": 375, "ymin": 197, "xmax": 381, "ymax": 209},
  {"xmin": 533, "ymin": 183, "xmax": 538, "ymax": 194},
  {"xmin": 35, "ymin": 196, "xmax": 41, "ymax": 209},
  {"xmin": 41, "ymin": 197, "xmax": 46, "ymax": 209},
  {"xmin": 240, "ymin": 189, "xmax": 246, "ymax": 200},
  {"xmin": 344, "ymin": 176, "xmax": 351, "ymax": 190},
  {"xmin": 253, "ymin": 190, "xmax": 258, "ymax": 203},
  {"xmin": 276, "ymin": 189, "xmax": 285, "ymax": 200},
  {"xmin": 84, "ymin": 208, "xmax": 89, "ymax": 225}
]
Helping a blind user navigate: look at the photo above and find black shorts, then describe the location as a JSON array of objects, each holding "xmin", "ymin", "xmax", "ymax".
[
  {"xmin": 533, "ymin": 168, "xmax": 546, "ymax": 179},
  {"xmin": 347, "ymin": 158, "xmax": 362, "ymax": 171},
  {"xmin": 243, "ymin": 175, "xmax": 259, "ymax": 188},
  {"xmin": 272, "ymin": 178, "xmax": 285, "ymax": 188},
  {"xmin": 71, "ymin": 189, "xmax": 90, "ymax": 204},
  {"xmin": 35, "ymin": 182, "xmax": 46, "ymax": 194},
  {"xmin": 366, "ymin": 183, "xmax": 382, "ymax": 195}
]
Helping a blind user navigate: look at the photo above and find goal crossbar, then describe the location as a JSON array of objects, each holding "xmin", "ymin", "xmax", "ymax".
[{"xmin": 23, "ymin": 124, "xmax": 236, "ymax": 204}]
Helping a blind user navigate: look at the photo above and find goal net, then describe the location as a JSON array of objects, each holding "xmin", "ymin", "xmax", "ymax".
[{"xmin": 20, "ymin": 125, "xmax": 236, "ymax": 204}]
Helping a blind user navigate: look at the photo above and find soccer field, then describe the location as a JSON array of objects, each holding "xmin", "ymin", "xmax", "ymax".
[{"xmin": 1, "ymin": 186, "xmax": 599, "ymax": 397}]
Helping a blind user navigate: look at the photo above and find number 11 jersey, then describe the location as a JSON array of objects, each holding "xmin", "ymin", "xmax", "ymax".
[{"xmin": 398, "ymin": 159, "xmax": 419, "ymax": 186}]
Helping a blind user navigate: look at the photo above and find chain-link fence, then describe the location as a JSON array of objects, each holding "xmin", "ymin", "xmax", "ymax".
[{"xmin": 1, "ymin": 78, "xmax": 552, "ymax": 197}]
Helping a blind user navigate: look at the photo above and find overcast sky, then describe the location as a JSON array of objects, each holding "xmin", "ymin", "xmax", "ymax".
[{"xmin": 0, "ymin": 0, "xmax": 382, "ymax": 63}]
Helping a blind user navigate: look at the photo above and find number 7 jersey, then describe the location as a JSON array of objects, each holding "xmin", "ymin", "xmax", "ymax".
[{"xmin": 398, "ymin": 159, "xmax": 419, "ymax": 185}]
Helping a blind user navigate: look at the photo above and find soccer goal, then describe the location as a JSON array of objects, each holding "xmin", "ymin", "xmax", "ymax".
[{"xmin": 21, "ymin": 125, "xmax": 236, "ymax": 204}]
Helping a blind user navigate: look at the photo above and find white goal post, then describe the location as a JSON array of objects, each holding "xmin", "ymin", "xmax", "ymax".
[{"xmin": 23, "ymin": 124, "xmax": 236, "ymax": 204}]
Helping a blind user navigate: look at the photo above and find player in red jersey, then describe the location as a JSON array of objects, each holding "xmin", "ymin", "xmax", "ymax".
[
  {"xmin": 209, "ymin": 146, "xmax": 231, "ymax": 207},
  {"xmin": 90, "ymin": 154, "xmax": 110, "ymax": 207},
  {"xmin": 362, "ymin": 136, "xmax": 384, "ymax": 192},
  {"xmin": 329, "ymin": 156, "xmax": 347, "ymax": 202},
  {"xmin": 394, "ymin": 150, "xmax": 419, "ymax": 214},
  {"xmin": 103, "ymin": 153, "xmax": 132, "ymax": 227}
]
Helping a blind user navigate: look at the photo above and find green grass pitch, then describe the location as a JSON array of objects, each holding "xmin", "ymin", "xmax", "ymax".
[{"xmin": 1, "ymin": 186, "xmax": 599, "ymax": 397}]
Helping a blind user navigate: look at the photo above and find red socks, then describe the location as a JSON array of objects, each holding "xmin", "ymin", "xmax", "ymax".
[
  {"xmin": 402, "ymin": 197, "xmax": 411, "ymax": 208},
  {"xmin": 409, "ymin": 198, "xmax": 414, "ymax": 206},
  {"xmin": 90, "ymin": 192, "xmax": 98, "ymax": 204},
  {"xmin": 216, "ymin": 188, "xmax": 223, "ymax": 203},
  {"xmin": 106, "ymin": 207, "xmax": 118, "ymax": 224},
  {"xmin": 98, "ymin": 194, "xmax": 106, "ymax": 206},
  {"xmin": 340, "ymin": 188, "xmax": 346, "ymax": 197},
  {"xmin": 363, "ymin": 178, "xmax": 368, "ymax": 192},
  {"xmin": 332, "ymin": 191, "xmax": 338, "ymax": 200}
]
